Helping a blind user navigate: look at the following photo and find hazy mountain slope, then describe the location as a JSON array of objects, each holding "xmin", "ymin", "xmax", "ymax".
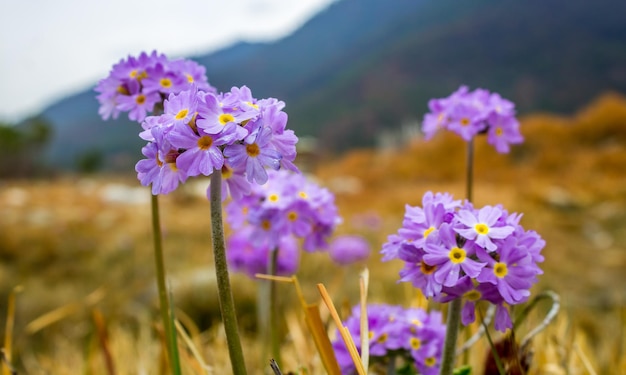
[{"xmin": 38, "ymin": 0, "xmax": 626, "ymax": 169}]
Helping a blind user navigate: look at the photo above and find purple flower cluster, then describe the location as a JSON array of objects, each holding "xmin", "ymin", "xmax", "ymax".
[
  {"xmin": 95, "ymin": 51, "xmax": 216, "ymax": 122},
  {"xmin": 225, "ymin": 170, "xmax": 341, "ymax": 277},
  {"xmin": 328, "ymin": 235, "xmax": 371, "ymax": 266},
  {"xmin": 332, "ymin": 304, "xmax": 445, "ymax": 375},
  {"xmin": 381, "ymin": 192, "xmax": 544, "ymax": 332},
  {"xmin": 134, "ymin": 85, "xmax": 298, "ymax": 195},
  {"xmin": 422, "ymin": 86, "xmax": 523, "ymax": 153}
]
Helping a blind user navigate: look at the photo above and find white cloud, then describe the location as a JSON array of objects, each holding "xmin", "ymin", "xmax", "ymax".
[{"xmin": 0, "ymin": 0, "xmax": 335, "ymax": 122}]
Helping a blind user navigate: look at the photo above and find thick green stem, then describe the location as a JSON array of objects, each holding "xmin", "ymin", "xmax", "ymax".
[
  {"xmin": 209, "ymin": 171, "xmax": 248, "ymax": 375},
  {"xmin": 439, "ymin": 298, "xmax": 462, "ymax": 375},
  {"xmin": 150, "ymin": 193, "xmax": 181, "ymax": 375}
]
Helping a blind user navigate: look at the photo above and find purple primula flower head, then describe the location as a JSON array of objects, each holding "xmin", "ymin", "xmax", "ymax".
[
  {"xmin": 421, "ymin": 86, "xmax": 523, "ymax": 153},
  {"xmin": 328, "ymin": 235, "xmax": 371, "ymax": 266},
  {"xmin": 226, "ymin": 227, "xmax": 300, "ymax": 278},
  {"xmin": 332, "ymin": 304, "xmax": 445, "ymax": 374},
  {"xmin": 383, "ymin": 191, "xmax": 545, "ymax": 332},
  {"xmin": 225, "ymin": 170, "xmax": 340, "ymax": 272},
  {"xmin": 96, "ymin": 51, "xmax": 212, "ymax": 123}
]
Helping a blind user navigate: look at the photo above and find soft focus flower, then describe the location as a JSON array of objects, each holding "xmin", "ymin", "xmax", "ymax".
[
  {"xmin": 328, "ymin": 235, "xmax": 371, "ymax": 265},
  {"xmin": 422, "ymin": 86, "xmax": 523, "ymax": 153},
  {"xmin": 225, "ymin": 170, "xmax": 341, "ymax": 277},
  {"xmin": 95, "ymin": 51, "xmax": 217, "ymax": 122},
  {"xmin": 382, "ymin": 191, "xmax": 545, "ymax": 332},
  {"xmin": 332, "ymin": 304, "xmax": 445, "ymax": 375}
]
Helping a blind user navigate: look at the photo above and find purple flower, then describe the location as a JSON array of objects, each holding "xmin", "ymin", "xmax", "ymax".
[
  {"xmin": 224, "ymin": 127, "xmax": 281, "ymax": 184},
  {"xmin": 476, "ymin": 237, "xmax": 535, "ymax": 304},
  {"xmin": 116, "ymin": 88, "xmax": 161, "ymax": 122},
  {"xmin": 135, "ymin": 128, "xmax": 187, "ymax": 195},
  {"xmin": 328, "ymin": 235, "xmax": 371, "ymax": 266},
  {"xmin": 168, "ymin": 124, "xmax": 229, "ymax": 176},
  {"xmin": 486, "ymin": 113, "xmax": 524, "ymax": 153},
  {"xmin": 454, "ymin": 205, "xmax": 515, "ymax": 252},
  {"xmin": 423, "ymin": 223, "xmax": 486, "ymax": 287}
]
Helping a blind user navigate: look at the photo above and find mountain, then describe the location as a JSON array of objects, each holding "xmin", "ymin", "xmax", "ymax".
[{"xmin": 37, "ymin": 0, "xmax": 626, "ymax": 170}]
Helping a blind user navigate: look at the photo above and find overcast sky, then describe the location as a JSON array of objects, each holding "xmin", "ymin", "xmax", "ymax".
[{"xmin": 0, "ymin": 0, "xmax": 336, "ymax": 122}]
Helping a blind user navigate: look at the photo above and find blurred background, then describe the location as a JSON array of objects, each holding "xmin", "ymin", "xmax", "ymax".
[{"xmin": 1, "ymin": 0, "xmax": 625, "ymax": 373}]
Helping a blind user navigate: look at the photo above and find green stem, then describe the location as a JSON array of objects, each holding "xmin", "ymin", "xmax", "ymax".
[
  {"xmin": 209, "ymin": 171, "xmax": 248, "ymax": 375},
  {"xmin": 439, "ymin": 298, "xmax": 462, "ymax": 375},
  {"xmin": 150, "ymin": 193, "xmax": 181, "ymax": 375}
]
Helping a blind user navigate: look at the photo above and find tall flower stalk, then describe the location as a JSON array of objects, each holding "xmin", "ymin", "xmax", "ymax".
[
  {"xmin": 150, "ymin": 194, "xmax": 182, "ymax": 374},
  {"xmin": 381, "ymin": 87, "xmax": 542, "ymax": 375},
  {"xmin": 97, "ymin": 51, "xmax": 299, "ymax": 375},
  {"xmin": 209, "ymin": 172, "xmax": 247, "ymax": 374}
]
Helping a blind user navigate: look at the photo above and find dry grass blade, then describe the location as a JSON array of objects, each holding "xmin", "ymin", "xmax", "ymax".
[
  {"xmin": 174, "ymin": 319, "xmax": 211, "ymax": 374},
  {"xmin": 25, "ymin": 287, "xmax": 105, "ymax": 334},
  {"xmin": 358, "ymin": 268, "xmax": 369, "ymax": 374},
  {"xmin": 318, "ymin": 283, "xmax": 366, "ymax": 375},
  {"xmin": 92, "ymin": 309, "xmax": 116, "ymax": 375},
  {"xmin": 3, "ymin": 286, "xmax": 22, "ymax": 375}
]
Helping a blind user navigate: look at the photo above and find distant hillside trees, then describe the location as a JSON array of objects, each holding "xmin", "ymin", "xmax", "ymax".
[{"xmin": 0, "ymin": 117, "xmax": 53, "ymax": 178}]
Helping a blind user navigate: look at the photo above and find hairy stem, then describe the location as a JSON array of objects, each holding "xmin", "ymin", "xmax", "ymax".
[
  {"xmin": 439, "ymin": 298, "xmax": 462, "ymax": 375},
  {"xmin": 151, "ymin": 193, "xmax": 181, "ymax": 375},
  {"xmin": 209, "ymin": 171, "xmax": 248, "ymax": 375}
]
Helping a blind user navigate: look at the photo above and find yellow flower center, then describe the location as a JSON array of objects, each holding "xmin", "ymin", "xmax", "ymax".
[
  {"xmin": 494, "ymin": 262, "xmax": 508, "ymax": 278},
  {"xmin": 287, "ymin": 211, "xmax": 298, "ymax": 222},
  {"xmin": 420, "ymin": 260, "xmax": 436, "ymax": 275},
  {"xmin": 116, "ymin": 85, "xmax": 129, "ymax": 95},
  {"xmin": 460, "ymin": 117, "xmax": 470, "ymax": 126},
  {"xmin": 219, "ymin": 113, "xmax": 235, "ymax": 125},
  {"xmin": 495, "ymin": 127, "xmax": 504, "ymax": 136},
  {"xmin": 423, "ymin": 226, "xmax": 435, "ymax": 239},
  {"xmin": 298, "ymin": 191, "xmax": 308, "ymax": 199},
  {"xmin": 246, "ymin": 143, "xmax": 260, "ymax": 157},
  {"xmin": 221, "ymin": 165, "xmax": 233, "ymax": 179},
  {"xmin": 175, "ymin": 109, "xmax": 189, "ymax": 120},
  {"xmin": 186, "ymin": 73, "xmax": 194, "ymax": 83},
  {"xmin": 129, "ymin": 69, "xmax": 138, "ymax": 79},
  {"xmin": 197, "ymin": 136, "xmax": 213, "ymax": 150},
  {"xmin": 168, "ymin": 163, "xmax": 178, "ymax": 172},
  {"xmin": 475, "ymin": 223, "xmax": 489, "ymax": 235},
  {"xmin": 425, "ymin": 357, "xmax": 437, "ymax": 367},
  {"xmin": 160, "ymin": 78, "xmax": 172, "ymax": 88},
  {"xmin": 376, "ymin": 333, "xmax": 388, "ymax": 343},
  {"xmin": 245, "ymin": 101, "xmax": 259, "ymax": 109},
  {"xmin": 411, "ymin": 319, "xmax": 422, "ymax": 327},
  {"xmin": 268, "ymin": 194, "xmax": 279, "ymax": 203},
  {"xmin": 135, "ymin": 94, "xmax": 146, "ymax": 105},
  {"xmin": 368, "ymin": 331, "xmax": 374, "ymax": 340},
  {"xmin": 464, "ymin": 290, "xmax": 482, "ymax": 301},
  {"xmin": 449, "ymin": 247, "xmax": 466, "ymax": 264},
  {"xmin": 410, "ymin": 337, "xmax": 421, "ymax": 350},
  {"xmin": 261, "ymin": 220, "xmax": 271, "ymax": 231}
]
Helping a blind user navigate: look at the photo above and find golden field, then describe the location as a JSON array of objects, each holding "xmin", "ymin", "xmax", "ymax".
[{"xmin": 1, "ymin": 93, "xmax": 625, "ymax": 374}]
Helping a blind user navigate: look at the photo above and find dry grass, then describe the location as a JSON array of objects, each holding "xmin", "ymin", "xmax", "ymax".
[{"xmin": 1, "ymin": 93, "xmax": 626, "ymax": 374}]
